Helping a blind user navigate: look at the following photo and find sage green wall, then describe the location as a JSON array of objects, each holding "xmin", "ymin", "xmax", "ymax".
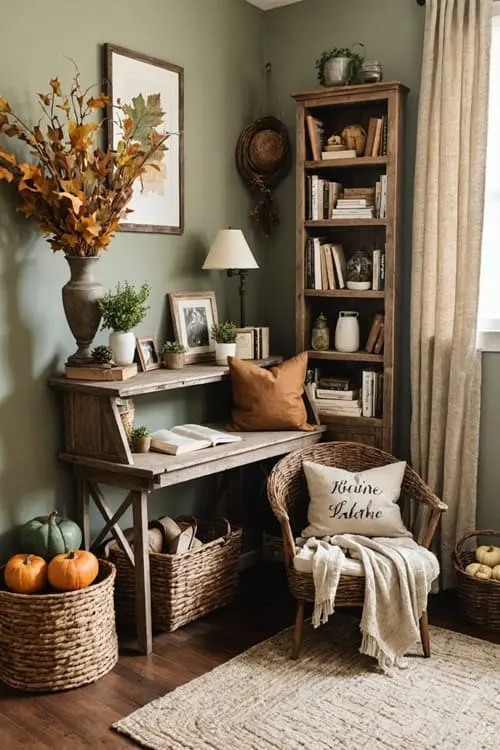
[
  {"xmin": 263, "ymin": 0, "xmax": 500, "ymax": 528},
  {"xmin": 0, "ymin": 0, "xmax": 264, "ymax": 554}
]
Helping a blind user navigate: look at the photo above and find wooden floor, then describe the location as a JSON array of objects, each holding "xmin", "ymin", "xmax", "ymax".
[{"xmin": 0, "ymin": 564, "xmax": 498, "ymax": 749}]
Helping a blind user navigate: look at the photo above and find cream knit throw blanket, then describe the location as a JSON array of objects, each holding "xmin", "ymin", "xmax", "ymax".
[{"xmin": 309, "ymin": 534, "xmax": 439, "ymax": 671}]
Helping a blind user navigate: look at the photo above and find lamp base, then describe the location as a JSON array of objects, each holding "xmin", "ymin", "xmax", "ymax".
[{"xmin": 227, "ymin": 269, "xmax": 249, "ymax": 328}]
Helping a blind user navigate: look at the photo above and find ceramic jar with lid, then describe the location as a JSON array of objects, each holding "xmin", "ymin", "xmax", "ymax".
[
  {"xmin": 311, "ymin": 313, "xmax": 330, "ymax": 351},
  {"xmin": 334, "ymin": 311, "xmax": 360, "ymax": 353},
  {"xmin": 362, "ymin": 61, "xmax": 383, "ymax": 83}
]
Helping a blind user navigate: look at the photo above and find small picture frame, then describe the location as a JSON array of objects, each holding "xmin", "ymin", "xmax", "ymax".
[
  {"xmin": 169, "ymin": 291, "xmax": 219, "ymax": 364},
  {"xmin": 235, "ymin": 328, "xmax": 255, "ymax": 360},
  {"xmin": 136, "ymin": 336, "xmax": 160, "ymax": 371}
]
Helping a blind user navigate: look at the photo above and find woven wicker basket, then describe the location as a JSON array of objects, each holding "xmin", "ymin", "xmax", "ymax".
[
  {"xmin": 0, "ymin": 559, "xmax": 118, "ymax": 692},
  {"xmin": 111, "ymin": 519, "xmax": 242, "ymax": 632},
  {"xmin": 452, "ymin": 529, "xmax": 500, "ymax": 631}
]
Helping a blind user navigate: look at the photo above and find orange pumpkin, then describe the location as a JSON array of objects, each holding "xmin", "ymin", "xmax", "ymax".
[
  {"xmin": 48, "ymin": 550, "xmax": 99, "ymax": 591},
  {"xmin": 4, "ymin": 553, "xmax": 48, "ymax": 594}
]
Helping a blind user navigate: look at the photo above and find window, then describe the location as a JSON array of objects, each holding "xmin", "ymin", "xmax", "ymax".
[{"xmin": 478, "ymin": 6, "xmax": 500, "ymax": 349}]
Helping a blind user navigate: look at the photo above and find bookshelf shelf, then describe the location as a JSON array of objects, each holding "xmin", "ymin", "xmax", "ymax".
[
  {"xmin": 295, "ymin": 81, "xmax": 408, "ymax": 452},
  {"xmin": 305, "ymin": 219, "xmax": 387, "ymax": 228},
  {"xmin": 304, "ymin": 289, "xmax": 385, "ymax": 299},
  {"xmin": 307, "ymin": 350, "xmax": 384, "ymax": 363},
  {"xmin": 317, "ymin": 413, "xmax": 384, "ymax": 428},
  {"xmin": 305, "ymin": 156, "xmax": 388, "ymax": 170}
]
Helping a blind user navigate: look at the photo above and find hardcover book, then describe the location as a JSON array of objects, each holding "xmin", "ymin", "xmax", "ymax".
[{"xmin": 150, "ymin": 424, "xmax": 241, "ymax": 456}]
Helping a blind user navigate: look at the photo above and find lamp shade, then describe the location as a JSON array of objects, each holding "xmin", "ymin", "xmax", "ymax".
[{"xmin": 202, "ymin": 229, "xmax": 259, "ymax": 270}]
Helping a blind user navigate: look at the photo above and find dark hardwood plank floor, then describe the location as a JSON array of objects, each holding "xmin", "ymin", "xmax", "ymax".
[{"xmin": 0, "ymin": 564, "xmax": 498, "ymax": 749}]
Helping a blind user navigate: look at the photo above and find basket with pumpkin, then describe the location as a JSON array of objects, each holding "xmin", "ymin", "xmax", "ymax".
[
  {"xmin": 452, "ymin": 529, "xmax": 500, "ymax": 631},
  {"xmin": 0, "ymin": 511, "xmax": 118, "ymax": 692}
]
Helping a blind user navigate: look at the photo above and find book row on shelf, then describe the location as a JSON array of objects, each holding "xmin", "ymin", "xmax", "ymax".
[
  {"xmin": 305, "ymin": 239, "xmax": 385, "ymax": 292},
  {"xmin": 305, "ymin": 114, "xmax": 388, "ymax": 162},
  {"xmin": 307, "ymin": 372, "xmax": 383, "ymax": 419},
  {"xmin": 305, "ymin": 176, "xmax": 388, "ymax": 220}
]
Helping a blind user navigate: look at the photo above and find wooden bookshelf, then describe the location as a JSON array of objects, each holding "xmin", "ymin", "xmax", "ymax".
[{"xmin": 294, "ymin": 81, "xmax": 409, "ymax": 451}]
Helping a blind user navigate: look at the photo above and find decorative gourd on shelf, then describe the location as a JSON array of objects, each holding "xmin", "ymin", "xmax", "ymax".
[
  {"xmin": 465, "ymin": 562, "xmax": 493, "ymax": 580},
  {"xmin": 20, "ymin": 511, "xmax": 82, "ymax": 561},
  {"xmin": 475, "ymin": 544, "xmax": 500, "ymax": 567},
  {"xmin": 4, "ymin": 554, "xmax": 48, "ymax": 594},
  {"xmin": 48, "ymin": 550, "xmax": 99, "ymax": 592}
]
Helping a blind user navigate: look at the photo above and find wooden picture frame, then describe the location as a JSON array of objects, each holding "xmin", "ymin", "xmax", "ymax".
[
  {"xmin": 136, "ymin": 336, "xmax": 160, "ymax": 371},
  {"xmin": 103, "ymin": 43, "xmax": 184, "ymax": 235},
  {"xmin": 169, "ymin": 291, "xmax": 219, "ymax": 363}
]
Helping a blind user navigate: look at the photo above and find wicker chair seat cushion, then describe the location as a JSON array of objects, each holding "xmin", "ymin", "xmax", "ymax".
[
  {"xmin": 302, "ymin": 459, "xmax": 411, "ymax": 538},
  {"xmin": 293, "ymin": 535, "xmax": 423, "ymax": 577}
]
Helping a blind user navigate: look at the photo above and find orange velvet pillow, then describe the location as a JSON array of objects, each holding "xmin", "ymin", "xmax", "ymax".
[{"xmin": 227, "ymin": 352, "xmax": 314, "ymax": 431}]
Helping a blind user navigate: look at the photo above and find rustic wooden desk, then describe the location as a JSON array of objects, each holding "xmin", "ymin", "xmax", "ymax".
[{"xmin": 50, "ymin": 361, "xmax": 324, "ymax": 654}]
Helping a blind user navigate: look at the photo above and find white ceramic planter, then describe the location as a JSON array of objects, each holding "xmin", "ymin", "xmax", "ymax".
[
  {"xmin": 215, "ymin": 342, "xmax": 237, "ymax": 365},
  {"xmin": 110, "ymin": 331, "xmax": 136, "ymax": 365}
]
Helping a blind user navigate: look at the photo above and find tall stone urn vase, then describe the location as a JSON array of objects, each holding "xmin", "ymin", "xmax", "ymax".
[{"xmin": 62, "ymin": 255, "xmax": 104, "ymax": 366}]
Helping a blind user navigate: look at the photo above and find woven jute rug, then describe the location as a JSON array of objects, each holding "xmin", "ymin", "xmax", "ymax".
[{"xmin": 113, "ymin": 617, "xmax": 500, "ymax": 750}]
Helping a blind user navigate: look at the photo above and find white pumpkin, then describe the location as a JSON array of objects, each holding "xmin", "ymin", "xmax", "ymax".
[
  {"xmin": 465, "ymin": 562, "xmax": 493, "ymax": 580},
  {"xmin": 491, "ymin": 565, "xmax": 500, "ymax": 581},
  {"xmin": 475, "ymin": 545, "xmax": 500, "ymax": 567}
]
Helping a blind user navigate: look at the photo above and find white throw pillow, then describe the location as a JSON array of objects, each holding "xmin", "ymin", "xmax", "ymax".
[{"xmin": 301, "ymin": 459, "xmax": 411, "ymax": 538}]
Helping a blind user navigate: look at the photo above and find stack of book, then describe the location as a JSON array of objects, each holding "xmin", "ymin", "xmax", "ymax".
[
  {"xmin": 361, "ymin": 370, "xmax": 383, "ymax": 417},
  {"xmin": 313, "ymin": 376, "xmax": 362, "ymax": 418},
  {"xmin": 332, "ymin": 195, "xmax": 374, "ymax": 220},
  {"xmin": 235, "ymin": 327, "xmax": 270, "ymax": 359},
  {"xmin": 365, "ymin": 314, "xmax": 385, "ymax": 354},
  {"xmin": 305, "ymin": 239, "xmax": 347, "ymax": 290},
  {"xmin": 321, "ymin": 148, "xmax": 357, "ymax": 161}
]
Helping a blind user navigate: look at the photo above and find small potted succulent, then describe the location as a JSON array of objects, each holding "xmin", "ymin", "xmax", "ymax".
[
  {"xmin": 315, "ymin": 43, "xmax": 365, "ymax": 87},
  {"xmin": 211, "ymin": 321, "xmax": 237, "ymax": 365},
  {"xmin": 91, "ymin": 345, "xmax": 113, "ymax": 367},
  {"xmin": 131, "ymin": 425, "xmax": 151, "ymax": 454},
  {"xmin": 98, "ymin": 281, "xmax": 150, "ymax": 366},
  {"xmin": 161, "ymin": 341, "xmax": 186, "ymax": 370}
]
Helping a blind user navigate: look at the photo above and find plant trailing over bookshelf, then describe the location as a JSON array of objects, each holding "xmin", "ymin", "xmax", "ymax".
[{"xmin": 315, "ymin": 43, "xmax": 365, "ymax": 87}]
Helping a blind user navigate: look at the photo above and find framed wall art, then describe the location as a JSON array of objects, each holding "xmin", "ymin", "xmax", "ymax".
[
  {"xmin": 136, "ymin": 336, "xmax": 160, "ymax": 371},
  {"xmin": 169, "ymin": 291, "xmax": 219, "ymax": 363},
  {"xmin": 103, "ymin": 43, "xmax": 184, "ymax": 234}
]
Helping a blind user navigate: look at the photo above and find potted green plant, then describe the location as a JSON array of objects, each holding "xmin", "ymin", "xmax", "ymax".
[
  {"xmin": 131, "ymin": 425, "xmax": 151, "ymax": 454},
  {"xmin": 161, "ymin": 341, "xmax": 186, "ymax": 370},
  {"xmin": 315, "ymin": 43, "xmax": 365, "ymax": 87},
  {"xmin": 211, "ymin": 321, "xmax": 237, "ymax": 365},
  {"xmin": 98, "ymin": 281, "xmax": 150, "ymax": 365}
]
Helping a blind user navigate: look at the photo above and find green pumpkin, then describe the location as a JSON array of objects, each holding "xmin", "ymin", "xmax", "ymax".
[{"xmin": 20, "ymin": 511, "xmax": 83, "ymax": 561}]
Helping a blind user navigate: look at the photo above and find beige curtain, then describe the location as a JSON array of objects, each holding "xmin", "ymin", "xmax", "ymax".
[{"xmin": 411, "ymin": 0, "xmax": 491, "ymax": 587}]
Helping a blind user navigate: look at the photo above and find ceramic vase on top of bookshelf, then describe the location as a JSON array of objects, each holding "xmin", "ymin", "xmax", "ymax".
[{"xmin": 335, "ymin": 311, "xmax": 360, "ymax": 353}]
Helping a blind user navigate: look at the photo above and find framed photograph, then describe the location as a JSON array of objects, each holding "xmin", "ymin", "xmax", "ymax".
[
  {"xmin": 136, "ymin": 336, "xmax": 160, "ymax": 371},
  {"xmin": 103, "ymin": 43, "xmax": 184, "ymax": 234},
  {"xmin": 169, "ymin": 291, "xmax": 219, "ymax": 364}
]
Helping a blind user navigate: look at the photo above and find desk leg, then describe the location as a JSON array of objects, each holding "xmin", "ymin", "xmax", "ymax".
[
  {"xmin": 77, "ymin": 478, "xmax": 91, "ymax": 551},
  {"xmin": 132, "ymin": 490, "xmax": 152, "ymax": 655}
]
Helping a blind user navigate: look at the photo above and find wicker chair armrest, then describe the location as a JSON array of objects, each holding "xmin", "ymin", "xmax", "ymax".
[{"xmin": 403, "ymin": 465, "xmax": 447, "ymax": 512}]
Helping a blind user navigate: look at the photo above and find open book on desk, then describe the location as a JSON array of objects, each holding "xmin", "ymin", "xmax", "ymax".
[{"xmin": 150, "ymin": 424, "xmax": 242, "ymax": 456}]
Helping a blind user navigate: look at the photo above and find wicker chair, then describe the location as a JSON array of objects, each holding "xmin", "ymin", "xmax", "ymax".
[{"xmin": 267, "ymin": 441, "xmax": 448, "ymax": 660}]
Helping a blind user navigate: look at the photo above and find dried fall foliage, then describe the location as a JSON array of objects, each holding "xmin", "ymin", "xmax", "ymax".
[{"xmin": 0, "ymin": 71, "xmax": 169, "ymax": 256}]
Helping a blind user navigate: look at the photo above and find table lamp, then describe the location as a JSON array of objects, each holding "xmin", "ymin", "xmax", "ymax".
[{"xmin": 202, "ymin": 229, "xmax": 259, "ymax": 327}]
